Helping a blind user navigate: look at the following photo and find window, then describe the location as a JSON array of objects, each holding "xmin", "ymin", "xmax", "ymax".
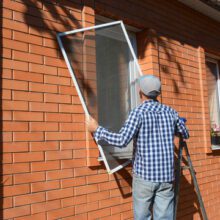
[
  {"xmin": 57, "ymin": 21, "xmax": 142, "ymax": 173},
  {"xmin": 206, "ymin": 58, "xmax": 220, "ymax": 149}
]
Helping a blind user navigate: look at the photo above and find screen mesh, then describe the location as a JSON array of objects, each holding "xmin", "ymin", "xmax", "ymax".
[{"xmin": 59, "ymin": 23, "xmax": 141, "ymax": 172}]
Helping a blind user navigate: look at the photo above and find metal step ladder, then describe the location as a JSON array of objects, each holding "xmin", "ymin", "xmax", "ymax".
[{"xmin": 174, "ymin": 137, "xmax": 208, "ymax": 220}]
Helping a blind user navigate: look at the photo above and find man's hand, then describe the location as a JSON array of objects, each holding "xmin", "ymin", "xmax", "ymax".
[{"xmin": 86, "ymin": 115, "xmax": 99, "ymax": 133}]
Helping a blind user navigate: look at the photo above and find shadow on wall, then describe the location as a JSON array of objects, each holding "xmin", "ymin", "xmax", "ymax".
[
  {"xmin": 22, "ymin": 0, "xmax": 96, "ymax": 103},
  {"xmin": 137, "ymin": 28, "xmax": 186, "ymax": 95}
]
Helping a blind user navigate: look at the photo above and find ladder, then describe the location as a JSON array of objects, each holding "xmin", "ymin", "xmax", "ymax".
[{"xmin": 174, "ymin": 137, "xmax": 208, "ymax": 220}]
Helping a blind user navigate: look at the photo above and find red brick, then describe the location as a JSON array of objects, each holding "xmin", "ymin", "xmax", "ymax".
[
  {"xmin": 3, "ymin": 163, "xmax": 30, "ymax": 175},
  {"xmin": 59, "ymin": 103, "xmax": 84, "ymax": 113},
  {"xmin": 14, "ymin": 192, "xmax": 45, "ymax": 206},
  {"xmin": 44, "ymin": 93, "xmax": 71, "ymax": 104},
  {"xmin": 3, "ymin": 48, "xmax": 12, "ymax": 58},
  {"xmin": 3, "ymin": 59, "xmax": 28, "ymax": 71},
  {"xmin": 61, "ymin": 176, "xmax": 86, "ymax": 188},
  {"xmin": 87, "ymin": 191, "xmax": 110, "ymax": 203},
  {"xmin": 111, "ymin": 203, "xmax": 131, "ymax": 215},
  {"xmin": 14, "ymin": 152, "xmax": 44, "ymax": 163},
  {"xmin": 29, "ymin": 82, "xmax": 58, "ymax": 93},
  {"xmin": 88, "ymin": 208, "xmax": 111, "ymax": 220},
  {"xmin": 3, "ymin": 38, "xmax": 28, "ymax": 51},
  {"xmin": 15, "ymin": 213, "xmax": 46, "ymax": 220},
  {"xmin": 29, "ymin": 63, "xmax": 57, "ymax": 75},
  {"xmin": 30, "ymin": 141, "xmax": 59, "ymax": 152},
  {"xmin": 2, "ymin": 68, "xmax": 12, "ymax": 79},
  {"xmin": 31, "ymin": 180, "xmax": 60, "ymax": 193},
  {"xmin": 45, "ymin": 113, "xmax": 72, "ymax": 122},
  {"xmin": 2, "ymin": 175, "xmax": 13, "ymax": 186},
  {"xmin": 14, "ymin": 31, "xmax": 43, "ymax": 45},
  {"xmin": 4, "ymin": 184, "xmax": 30, "ymax": 197},
  {"xmin": 46, "ymin": 150, "xmax": 73, "ymax": 161},
  {"xmin": 62, "ymin": 214, "xmax": 87, "ymax": 220},
  {"xmin": 75, "ymin": 202, "xmax": 99, "ymax": 215},
  {"xmin": 101, "ymin": 214, "xmax": 121, "ymax": 220},
  {"xmin": 87, "ymin": 174, "xmax": 109, "ymax": 184},
  {"xmin": 30, "ymin": 122, "xmax": 59, "ymax": 131},
  {"xmin": 44, "ymin": 56, "xmax": 66, "ymax": 68},
  {"xmin": 73, "ymin": 148, "xmax": 87, "ymax": 158},
  {"xmin": 44, "ymin": 38, "xmax": 57, "ymax": 48},
  {"xmin": 3, "ymin": 8, "xmax": 12, "ymax": 19},
  {"xmin": 47, "ymin": 188, "xmax": 74, "ymax": 200},
  {"xmin": 121, "ymin": 210, "xmax": 133, "ymax": 219},
  {"xmin": 45, "ymin": 132, "xmax": 72, "ymax": 141},
  {"xmin": 60, "ymin": 123, "xmax": 85, "ymax": 131},
  {"xmin": 13, "ymin": 50, "xmax": 43, "ymax": 64},
  {"xmin": 62, "ymin": 158, "xmax": 86, "ymax": 169},
  {"xmin": 99, "ymin": 181, "xmax": 118, "ymax": 191},
  {"xmin": 3, "ymin": 205, "xmax": 30, "ymax": 219},
  {"xmin": 74, "ymin": 167, "xmax": 97, "ymax": 177},
  {"xmin": 99, "ymin": 197, "xmax": 121, "ymax": 209},
  {"xmin": 3, "ymin": 132, "xmax": 12, "ymax": 142},
  {"xmin": 13, "ymin": 70, "xmax": 43, "ymax": 83},
  {"xmin": 29, "ymin": 44, "xmax": 57, "ymax": 57},
  {"xmin": 3, "ymin": 153, "xmax": 12, "ymax": 164},
  {"xmin": 60, "ymin": 140, "xmax": 86, "ymax": 150},
  {"xmin": 3, "ymin": 79, "xmax": 28, "ymax": 90},
  {"xmin": 47, "ymin": 206, "xmax": 74, "ymax": 220},
  {"xmin": 3, "ymin": 122, "xmax": 28, "ymax": 131},
  {"xmin": 3, "ymin": 17, "xmax": 28, "ymax": 32},
  {"xmin": 72, "ymin": 114, "xmax": 85, "ymax": 122},
  {"xmin": 72, "ymin": 132, "xmax": 86, "ymax": 140},
  {"xmin": 61, "ymin": 195, "xmax": 87, "ymax": 207},
  {"xmin": 74, "ymin": 184, "xmax": 98, "ymax": 196},
  {"xmin": 44, "ymin": 75, "xmax": 71, "ymax": 85},
  {"xmin": 30, "ymin": 102, "xmax": 58, "ymax": 113},
  {"xmin": 46, "ymin": 169, "xmax": 73, "ymax": 180},
  {"xmin": 3, "ymin": 197, "xmax": 13, "ymax": 209},
  {"xmin": 3, "ymin": 142, "xmax": 28, "ymax": 153},
  {"xmin": 58, "ymin": 67, "xmax": 70, "ymax": 77},
  {"xmin": 14, "ymin": 172, "xmax": 45, "ymax": 184},
  {"xmin": 59, "ymin": 85, "xmax": 77, "ymax": 95},
  {"xmin": 13, "ymin": 91, "xmax": 43, "ymax": 102},
  {"xmin": 2, "ymin": 100, "xmax": 28, "ymax": 111},
  {"xmin": 31, "ymin": 200, "xmax": 61, "ymax": 214},
  {"xmin": 2, "ymin": 89, "xmax": 11, "ymax": 100},
  {"xmin": 13, "ymin": 111, "xmax": 44, "ymax": 121},
  {"xmin": 13, "ymin": 132, "xmax": 44, "ymax": 142},
  {"xmin": 2, "ymin": 28, "xmax": 12, "ymax": 39},
  {"xmin": 31, "ymin": 161, "xmax": 60, "ymax": 172}
]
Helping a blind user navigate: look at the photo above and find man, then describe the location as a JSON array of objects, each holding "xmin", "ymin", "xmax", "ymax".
[{"xmin": 86, "ymin": 75, "xmax": 189, "ymax": 220}]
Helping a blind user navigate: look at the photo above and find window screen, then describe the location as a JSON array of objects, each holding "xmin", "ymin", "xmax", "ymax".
[{"xmin": 57, "ymin": 21, "xmax": 142, "ymax": 173}]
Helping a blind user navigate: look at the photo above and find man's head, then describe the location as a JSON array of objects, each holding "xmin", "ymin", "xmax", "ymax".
[{"xmin": 138, "ymin": 75, "xmax": 161, "ymax": 100}]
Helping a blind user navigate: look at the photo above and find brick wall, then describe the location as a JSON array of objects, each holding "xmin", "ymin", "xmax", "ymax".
[{"xmin": 1, "ymin": 0, "xmax": 220, "ymax": 219}]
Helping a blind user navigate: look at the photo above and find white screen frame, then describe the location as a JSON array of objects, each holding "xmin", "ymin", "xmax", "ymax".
[{"xmin": 57, "ymin": 21, "xmax": 142, "ymax": 174}]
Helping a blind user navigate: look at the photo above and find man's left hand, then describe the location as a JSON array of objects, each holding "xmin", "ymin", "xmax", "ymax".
[{"xmin": 85, "ymin": 115, "xmax": 99, "ymax": 133}]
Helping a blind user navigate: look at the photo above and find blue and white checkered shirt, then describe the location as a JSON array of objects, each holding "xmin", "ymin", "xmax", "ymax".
[{"xmin": 94, "ymin": 100, "xmax": 189, "ymax": 182}]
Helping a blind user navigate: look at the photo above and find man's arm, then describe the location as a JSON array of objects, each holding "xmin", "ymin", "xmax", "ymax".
[
  {"xmin": 86, "ymin": 110, "xmax": 141, "ymax": 148},
  {"xmin": 175, "ymin": 115, "xmax": 189, "ymax": 139}
]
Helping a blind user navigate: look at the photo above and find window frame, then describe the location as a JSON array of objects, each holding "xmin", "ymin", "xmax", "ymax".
[
  {"xmin": 206, "ymin": 57, "xmax": 220, "ymax": 150},
  {"xmin": 57, "ymin": 21, "xmax": 142, "ymax": 174}
]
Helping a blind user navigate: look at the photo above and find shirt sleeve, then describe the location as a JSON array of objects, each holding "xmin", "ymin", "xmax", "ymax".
[
  {"xmin": 93, "ymin": 109, "xmax": 141, "ymax": 148},
  {"xmin": 175, "ymin": 113, "xmax": 190, "ymax": 139}
]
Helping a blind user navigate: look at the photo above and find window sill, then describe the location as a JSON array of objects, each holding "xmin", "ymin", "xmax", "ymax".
[{"xmin": 211, "ymin": 145, "xmax": 220, "ymax": 150}]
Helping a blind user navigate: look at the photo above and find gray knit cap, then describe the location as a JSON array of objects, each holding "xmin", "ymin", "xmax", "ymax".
[{"xmin": 138, "ymin": 75, "xmax": 161, "ymax": 97}]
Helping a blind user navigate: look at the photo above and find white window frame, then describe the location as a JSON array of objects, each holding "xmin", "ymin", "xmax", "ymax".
[
  {"xmin": 57, "ymin": 21, "xmax": 143, "ymax": 174},
  {"xmin": 206, "ymin": 57, "xmax": 220, "ymax": 150}
]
